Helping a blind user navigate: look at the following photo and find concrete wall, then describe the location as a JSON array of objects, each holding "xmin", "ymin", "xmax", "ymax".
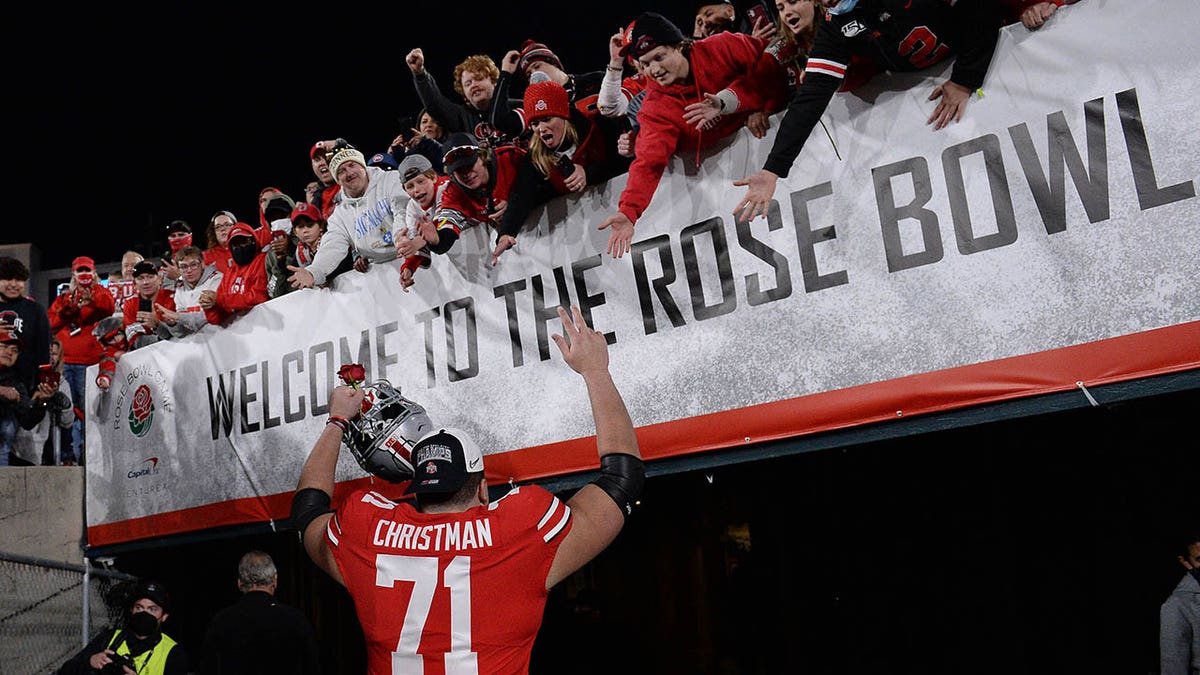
[{"xmin": 0, "ymin": 467, "xmax": 85, "ymax": 563}]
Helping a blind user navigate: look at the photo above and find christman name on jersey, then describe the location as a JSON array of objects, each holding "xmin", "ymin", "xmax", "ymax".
[{"xmin": 373, "ymin": 518, "xmax": 494, "ymax": 552}]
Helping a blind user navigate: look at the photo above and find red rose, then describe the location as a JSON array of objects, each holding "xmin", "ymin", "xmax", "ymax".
[
  {"xmin": 131, "ymin": 384, "xmax": 153, "ymax": 423},
  {"xmin": 338, "ymin": 363, "xmax": 367, "ymax": 389}
]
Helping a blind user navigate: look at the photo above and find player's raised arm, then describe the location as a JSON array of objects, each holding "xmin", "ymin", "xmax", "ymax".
[
  {"xmin": 291, "ymin": 385, "xmax": 365, "ymax": 585},
  {"xmin": 546, "ymin": 305, "xmax": 644, "ymax": 589}
]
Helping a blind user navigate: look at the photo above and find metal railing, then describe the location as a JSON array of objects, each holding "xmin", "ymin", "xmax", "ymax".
[{"xmin": 0, "ymin": 552, "xmax": 136, "ymax": 675}]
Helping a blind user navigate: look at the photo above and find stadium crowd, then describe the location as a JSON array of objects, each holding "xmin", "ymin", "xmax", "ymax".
[
  {"xmin": 3, "ymin": 0, "xmax": 1072, "ymax": 472},
  {"xmin": 17, "ymin": 5, "xmax": 1190, "ymax": 675}
]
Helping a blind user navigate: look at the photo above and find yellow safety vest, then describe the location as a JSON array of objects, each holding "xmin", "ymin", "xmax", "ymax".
[{"xmin": 105, "ymin": 629, "xmax": 178, "ymax": 674}]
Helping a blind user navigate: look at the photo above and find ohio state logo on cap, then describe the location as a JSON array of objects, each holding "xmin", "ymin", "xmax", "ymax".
[{"xmin": 535, "ymin": 99, "xmax": 548, "ymax": 111}]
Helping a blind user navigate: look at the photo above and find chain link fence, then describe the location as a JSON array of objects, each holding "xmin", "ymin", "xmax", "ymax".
[{"xmin": 0, "ymin": 552, "xmax": 137, "ymax": 675}]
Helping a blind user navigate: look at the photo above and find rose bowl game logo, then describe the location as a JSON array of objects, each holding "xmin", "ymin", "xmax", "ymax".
[{"xmin": 128, "ymin": 383, "xmax": 155, "ymax": 437}]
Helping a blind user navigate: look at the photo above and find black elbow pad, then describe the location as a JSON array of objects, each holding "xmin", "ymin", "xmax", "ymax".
[
  {"xmin": 592, "ymin": 454, "xmax": 645, "ymax": 517},
  {"xmin": 290, "ymin": 488, "xmax": 333, "ymax": 536}
]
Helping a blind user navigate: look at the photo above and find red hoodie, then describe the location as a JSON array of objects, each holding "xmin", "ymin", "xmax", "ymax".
[
  {"xmin": 206, "ymin": 220, "xmax": 272, "ymax": 276},
  {"xmin": 122, "ymin": 288, "xmax": 176, "ymax": 346},
  {"xmin": 205, "ymin": 222, "xmax": 270, "ymax": 325},
  {"xmin": 619, "ymin": 31, "xmax": 787, "ymax": 224}
]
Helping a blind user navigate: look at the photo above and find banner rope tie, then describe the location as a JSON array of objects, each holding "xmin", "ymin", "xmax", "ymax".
[{"xmin": 1075, "ymin": 381, "xmax": 1100, "ymax": 407}]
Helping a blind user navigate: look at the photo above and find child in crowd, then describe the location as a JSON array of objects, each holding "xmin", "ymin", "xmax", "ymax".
[
  {"xmin": 394, "ymin": 154, "xmax": 448, "ymax": 291},
  {"xmin": 276, "ymin": 203, "xmax": 355, "ymax": 293},
  {"xmin": 92, "ymin": 316, "xmax": 127, "ymax": 391}
]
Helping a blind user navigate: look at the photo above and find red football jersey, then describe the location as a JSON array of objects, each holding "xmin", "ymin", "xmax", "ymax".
[{"xmin": 328, "ymin": 485, "xmax": 572, "ymax": 675}]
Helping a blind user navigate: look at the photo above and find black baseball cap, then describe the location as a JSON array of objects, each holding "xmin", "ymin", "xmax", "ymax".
[
  {"xmin": 404, "ymin": 428, "xmax": 486, "ymax": 496},
  {"xmin": 128, "ymin": 580, "xmax": 171, "ymax": 611},
  {"xmin": 442, "ymin": 133, "xmax": 482, "ymax": 175}
]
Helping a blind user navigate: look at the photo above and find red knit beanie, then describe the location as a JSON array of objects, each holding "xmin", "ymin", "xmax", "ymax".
[{"xmin": 523, "ymin": 80, "xmax": 571, "ymax": 125}]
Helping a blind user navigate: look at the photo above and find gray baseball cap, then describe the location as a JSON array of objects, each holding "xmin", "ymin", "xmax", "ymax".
[{"xmin": 398, "ymin": 154, "xmax": 434, "ymax": 182}]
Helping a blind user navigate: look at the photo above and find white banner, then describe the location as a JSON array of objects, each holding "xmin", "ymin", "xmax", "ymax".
[{"xmin": 87, "ymin": 0, "xmax": 1200, "ymax": 544}]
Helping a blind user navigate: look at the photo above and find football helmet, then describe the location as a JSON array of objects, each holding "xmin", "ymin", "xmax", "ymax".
[
  {"xmin": 92, "ymin": 315, "xmax": 125, "ymax": 345},
  {"xmin": 342, "ymin": 380, "xmax": 434, "ymax": 483}
]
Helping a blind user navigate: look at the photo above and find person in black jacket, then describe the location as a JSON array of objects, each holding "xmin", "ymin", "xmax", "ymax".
[
  {"xmin": 733, "ymin": 0, "xmax": 1005, "ymax": 223},
  {"xmin": 0, "ymin": 256, "xmax": 51, "ymax": 392},
  {"xmin": 56, "ymin": 580, "xmax": 189, "ymax": 675},
  {"xmin": 405, "ymin": 48, "xmax": 521, "ymax": 147},
  {"xmin": 199, "ymin": 550, "xmax": 321, "ymax": 675}
]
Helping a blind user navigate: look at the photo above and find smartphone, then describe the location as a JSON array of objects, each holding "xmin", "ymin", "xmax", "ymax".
[
  {"xmin": 745, "ymin": 2, "xmax": 770, "ymax": 30},
  {"xmin": 139, "ymin": 297, "xmax": 153, "ymax": 313},
  {"xmin": 397, "ymin": 115, "xmax": 417, "ymax": 144},
  {"xmin": 38, "ymin": 364, "xmax": 60, "ymax": 390}
]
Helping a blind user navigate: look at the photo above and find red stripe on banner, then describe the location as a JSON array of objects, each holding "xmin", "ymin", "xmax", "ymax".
[
  {"xmin": 87, "ymin": 323, "xmax": 1199, "ymax": 547},
  {"xmin": 86, "ymin": 476, "xmax": 405, "ymax": 547}
]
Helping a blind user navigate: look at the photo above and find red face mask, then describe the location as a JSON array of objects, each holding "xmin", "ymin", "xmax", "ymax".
[
  {"xmin": 76, "ymin": 271, "xmax": 95, "ymax": 286},
  {"xmin": 168, "ymin": 233, "xmax": 193, "ymax": 253}
]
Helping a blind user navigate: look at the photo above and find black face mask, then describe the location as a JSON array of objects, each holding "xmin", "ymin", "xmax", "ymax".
[
  {"xmin": 230, "ymin": 243, "xmax": 257, "ymax": 266},
  {"xmin": 126, "ymin": 610, "xmax": 160, "ymax": 638}
]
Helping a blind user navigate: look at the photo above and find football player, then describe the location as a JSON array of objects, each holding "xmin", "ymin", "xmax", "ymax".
[{"xmin": 292, "ymin": 304, "xmax": 643, "ymax": 673}]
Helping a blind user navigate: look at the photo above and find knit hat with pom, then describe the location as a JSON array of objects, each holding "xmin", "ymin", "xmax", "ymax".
[
  {"xmin": 516, "ymin": 39, "xmax": 563, "ymax": 78},
  {"xmin": 523, "ymin": 80, "xmax": 571, "ymax": 125}
]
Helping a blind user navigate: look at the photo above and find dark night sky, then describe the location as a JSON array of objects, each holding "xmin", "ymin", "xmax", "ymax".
[{"xmin": 8, "ymin": 3, "xmax": 697, "ymax": 272}]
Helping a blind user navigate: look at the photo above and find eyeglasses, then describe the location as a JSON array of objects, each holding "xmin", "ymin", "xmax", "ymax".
[
  {"xmin": 213, "ymin": 222, "xmax": 234, "ymax": 230},
  {"xmin": 178, "ymin": 261, "xmax": 203, "ymax": 270}
]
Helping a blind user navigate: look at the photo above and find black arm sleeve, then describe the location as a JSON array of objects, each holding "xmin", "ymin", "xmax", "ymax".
[
  {"xmin": 488, "ymin": 71, "xmax": 527, "ymax": 139},
  {"xmin": 762, "ymin": 72, "xmax": 840, "ymax": 177},
  {"xmin": 762, "ymin": 20, "xmax": 847, "ymax": 177},
  {"xmin": 428, "ymin": 227, "xmax": 461, "ymax": 255},
  {"xmin": 289, "ymin": 488, "xmax": 332, "ymax": 535},
  {"xmin": 947, "ymin": 1, "xmax": 1003, "ymax": 91},
  {"xmin": 592, "ymin": 453, "xmax": 645, "ymax": 517}
]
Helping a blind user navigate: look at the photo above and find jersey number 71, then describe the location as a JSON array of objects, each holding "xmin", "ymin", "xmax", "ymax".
[{"xmin": 377, "ymin": 554, "xmax": 480, "ymax": 675}]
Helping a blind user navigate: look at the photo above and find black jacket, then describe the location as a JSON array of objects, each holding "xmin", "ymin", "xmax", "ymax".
[
  {"xmin": 764, "ymin": 0, "xmax": 1003, "ymax": 177},
  {"xmin": 199, "ymin": 591, "xmax": 322, "ymax": 675},
  {"xmin": 0, "ymin": 293, "xmax": 51, "ymax": 390}
]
